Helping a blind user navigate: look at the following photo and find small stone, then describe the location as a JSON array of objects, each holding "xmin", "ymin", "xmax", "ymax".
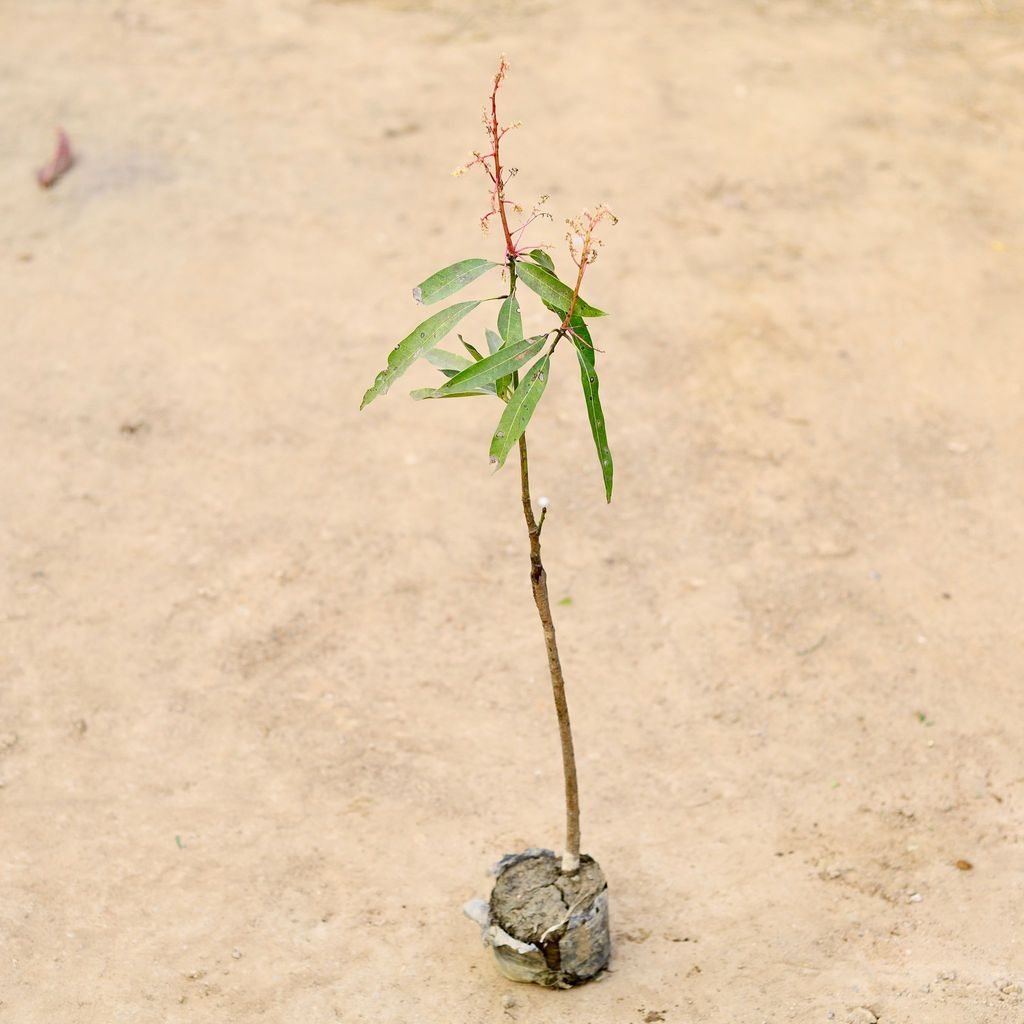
[
  {"xmin": 908, "ymin": 892, "xmax": 923, "ymax": 903},
  {"xmin": 814, "ymin": 538, "xmax": 855, "ymax": 558},
  {"xmin": 846, "ymin": 1009, "xmax": 878, "ymax": 1024},
  {"xmin": 231, "ymin": 948, "xmax": 242, "ymax": 960},
  {"xmin": 938, "ymin": 970, "xmax": 957, "ymax": 981},
  {"xmin": 501, "ymin": 993, "xmax": 516, "ymax": 1009}
]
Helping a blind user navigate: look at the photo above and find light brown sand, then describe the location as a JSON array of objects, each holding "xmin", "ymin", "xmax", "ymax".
[{"xmin": 2, "ymin": 1, "xmax": 1023, "ymax": 1021}]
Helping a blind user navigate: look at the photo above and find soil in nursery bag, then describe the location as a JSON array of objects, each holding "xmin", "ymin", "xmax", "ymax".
[{"xmin": 487, "ymin": 850, "xmax": 609, "ymax": 987}]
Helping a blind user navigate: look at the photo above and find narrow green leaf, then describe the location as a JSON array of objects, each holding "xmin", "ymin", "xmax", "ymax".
[
  {"xmin": 437, "ymin": 336, "xmax": 546, "ymax": 396},
  {"xmin": 516, "ymin": 262, "xmax": 606, "ymax": 319},
  {"xmin": 410, "ymin": 386, "xmax": 492, "ymax": 400},
  {"xmin": 487, "ymin": 328, "xmax": 510, "ymax": 396},
  {"xmin": 526, "ymin": 249, "xmax": 556, "ymax": 274},
  {"xmin": 460, "ymin": 336, "xmax": 485, "ymax": 362},
  {"xmin": 425, "ymin": 348, "xmax": 473, "ymax": 372},
  {"xmin": 489, "ymin": 356, "xmax": 551, "ymax": 469},
  {"xmin": 361, "ymin": 301, "xmax": 480, "ymax": 409},
  {"xmin": 570, "ymin": 319, "xmax": 613, "ymax": 502},
  {"xmin": 497, "ymin": 294, "xmax": 524, "ymax": 346},
  {"xmin": 413, "ymin": 259, "xmax": 500, "ymax": 305}
]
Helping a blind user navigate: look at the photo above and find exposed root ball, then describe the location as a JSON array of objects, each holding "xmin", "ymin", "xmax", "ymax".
[{"xmin": 467, "ymin": 849, "xmax": 611, "ymax": 988}]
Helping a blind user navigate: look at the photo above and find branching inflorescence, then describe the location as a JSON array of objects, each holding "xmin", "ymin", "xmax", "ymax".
[
  {"xmin": 453, "ymin": 56, "xmax": 539, "ymax": 259},
  {"xmin": 453, "ymin": 58, "xmax": 617, "ymax": 351}
]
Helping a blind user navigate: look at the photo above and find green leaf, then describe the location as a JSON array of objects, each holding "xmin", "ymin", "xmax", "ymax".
[
  {"xmin": 436, "ymin": 335, "xmax": 547, "ymax": 396},
  {"xmin": 497, "ymin": 294, "xmax": 524, "ymax": 346},
  {"xmin": 495, "ymin": 294, "xmax": 523, "ymax": 398},
  {"xmin": 487, "ymin": 328, "xmax": 510, "ymax": 397},
  {"xmin": 489, "ymin": 355, "xmax": 551, "ymax": 469},
  {"xmin": 410, "ymin": 386, "xmax": 492, "ymax": 400},
  {"xmin": 526, "ymin": 249, "xmax": 555, "ymax": 274},
  {"xmin": 570, "ymin": 319, "xmax": 613, "ymax": 502},
  {"xmin": 460, "ymin": 336, "xmax": 485, "ymax": 362},
  {"xmin": 361, "ymin": 301, "xmax": 481, "ymax": 409},
  {"xmin": 516, "ymin": 261, "xmax": 606, "ymax": 319},
  {"xmin": 413, "ymin": 259, "xmax": 500, "ymax": 305},
  {"xmin": 425, "ymin": 348, "xmax": 473, "ymax": 372}
]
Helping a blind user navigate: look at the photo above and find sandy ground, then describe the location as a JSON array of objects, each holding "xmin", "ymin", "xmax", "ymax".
[{"xmin": 3, "ymin": 1, "xmax": 1024, "ymax": 1021}]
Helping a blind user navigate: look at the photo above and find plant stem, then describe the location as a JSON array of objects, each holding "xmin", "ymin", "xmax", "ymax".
[
  {"xmin": 517, "ymin": 430, "xmax": 581, "ymax": 875},
  {"xmin": 490, "ymin": 76, "xmax": 516, "ymax": 260}
]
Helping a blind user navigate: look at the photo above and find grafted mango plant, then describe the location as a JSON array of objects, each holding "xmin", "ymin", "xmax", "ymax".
[{"xmin": 360, "ymin": 57, "xmax": 616, "ymax": 988}]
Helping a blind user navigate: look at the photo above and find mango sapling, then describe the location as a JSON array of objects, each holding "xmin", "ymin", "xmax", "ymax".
[{"xmin": 359, "ymin": 57, "xmax": 616, "ymax": 988}]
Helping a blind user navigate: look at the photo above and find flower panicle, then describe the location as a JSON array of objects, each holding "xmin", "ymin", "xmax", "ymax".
[
  {"xmin": 566, "ymin": 204, "xmax": 618, "ymax": 267},
  {"xmin": 454, "ymin": 60, "xmax": 620, "ymax": 262},
  {"xmin": 452, "ymin": 57, "xmax": 544, "ymax": 257}
]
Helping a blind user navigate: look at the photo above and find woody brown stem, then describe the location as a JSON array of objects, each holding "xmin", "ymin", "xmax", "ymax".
[{"xmin": 517, "ymin": 431, "xmax": 581, "ymax": 874}]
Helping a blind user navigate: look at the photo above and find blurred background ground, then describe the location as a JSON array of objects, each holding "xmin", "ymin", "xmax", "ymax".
[{"xmin": 2, "ymin": 1, "xmax": 1023, "ymax": 1021}]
